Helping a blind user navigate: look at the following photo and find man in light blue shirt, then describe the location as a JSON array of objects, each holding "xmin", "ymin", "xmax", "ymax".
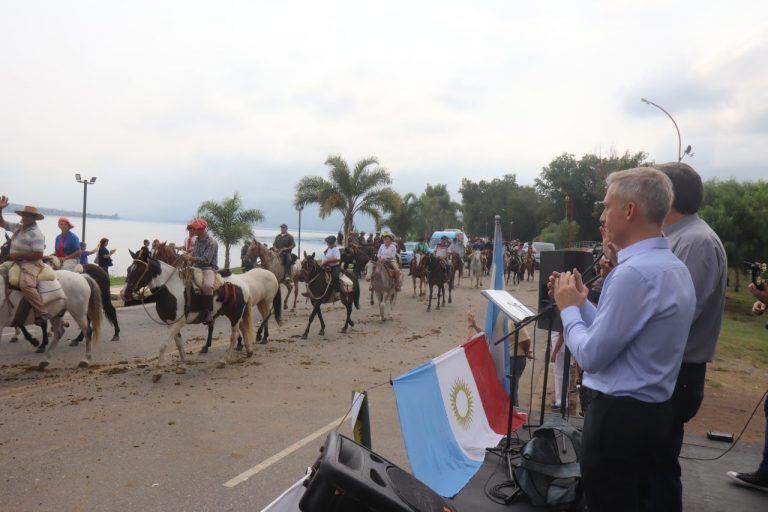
[{"xmin": 553, "ymin": 167, "xmax": 696, "ymax": 512}]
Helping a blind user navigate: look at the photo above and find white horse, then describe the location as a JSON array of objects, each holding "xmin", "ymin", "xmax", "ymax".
[
  {"xmin": 469, "ymin": 250, "xmax": 484, "ymax": 288},
  {"xmin": 124, "ymin": 249, "xmax": 255, "ymax": 381},
  {"xmin": 0, "ymin": 269, "xmax": 102, "ymax": 369},
  {"xmin": 369, "ymin": 261, "xmax": 399, "ymax": 321}
]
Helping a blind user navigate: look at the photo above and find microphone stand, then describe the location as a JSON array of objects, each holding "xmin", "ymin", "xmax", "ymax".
[{"xmin": 487, "ymin": 251, "xmax": 604, "ymax": 478}]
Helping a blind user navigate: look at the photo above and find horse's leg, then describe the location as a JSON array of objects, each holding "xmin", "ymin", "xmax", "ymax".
[
  {"xmin": 340, "ymin": 298, "xmax": 352, "ymax": 333},
  {"xmin": 317, "ymin": 307, "xmax": 326, "ymax": 336},
  {"xmin": 154, "ymin": 321, "xmax": 184, "ymax": 382},
  {"xmin": 174, "ymin": 332, "xmax": 187, "ymax": 374},
  {"xmin": 38, "ymin": 317, "xmax": 62, "ymax": 370},
  {"xmin": 378, "ymin": 291, "xmax": 385, "ymax": 322},
  {"xmin": 292, "ymin": 281, "xmax": 298, "ymax": 311},
  {"xmin": 301, "ymin": 304, "xmax": 318, "ymax": 339},
  {"xmin": 200, "ymin": 323, "xmax": 214, "ymax": 354},
  {"xmin": 36, "ymin": 321, "xmax": 50, "ymax": 354},
  {"xmin": 257, "ymin": 301, "xmax": 271, "ymax": 344},
  {"xmin": 283, "ymin": 281, "xmax": 291, "ymax": 310},
  {"xmin": 218, "ymin": 321, "xmax": 239, "ymax": 368},
  {"xmin": 20, "ymin": 326, "xmax": 40, "ymax": 347},
  {"xmin": 448, "ymin": 280, "xmax": 452, "ymax": 304},
  {"xmin": 427, "ymin": 283, "xmax": 433, "ymax": 311}
]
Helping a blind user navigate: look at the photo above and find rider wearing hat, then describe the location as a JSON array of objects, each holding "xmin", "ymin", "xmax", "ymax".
[
  {"xmin": 0, "ymin": 196, "xmax": 49, "ymax": 325},
  {"xmin": 435, "ymin": 235, "xmax": 452, "ymax": 276},
  {"xmin": 52, "ymin": 217, "xmax": 81, "ymax": 271},
  {"xmin": 274, "ymin": 223, "xmax": 296, "ymax": 276},
  {"xmin": 376, "ymin": 232, "xmax": 402, "ymax": 291},
  {"xmin": 322, "ymin": 235, "xmax": 342, "ymax": 297},
  {"xmin": 183, "ymin": 218, "xmax": 218, "ymax": 324}
]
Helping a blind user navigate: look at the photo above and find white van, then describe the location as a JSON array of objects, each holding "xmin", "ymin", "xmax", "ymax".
[{"xmin": 531, "ymin": 242, "xmax": 555, "ymax": 266}]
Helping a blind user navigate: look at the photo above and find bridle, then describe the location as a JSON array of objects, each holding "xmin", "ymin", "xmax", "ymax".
[
  {"xmin": 128, "ymin": 257, "xmax": 187, "ymax": 325},
  {"xmin": 301, "ymin": 259, "xmax": 333, "ymax": 301}
]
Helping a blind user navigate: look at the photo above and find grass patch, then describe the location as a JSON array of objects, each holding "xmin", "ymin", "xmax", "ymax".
[
  {"xmin": 715, "ymin": 288, "xmax": 768, "ymax": 368},
  {"xmin": 108, "ymin": 267, "xmax": 243, "ymax": 286}
]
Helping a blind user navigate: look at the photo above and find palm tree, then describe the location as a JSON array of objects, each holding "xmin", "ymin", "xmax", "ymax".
[
  {"xmin": 383, "ymin": 192, "xmax": 420, "ymax": 239},
  {"xmin": 294, "ymin": 155, "xmax": 400, "ymax": 243},
  {"xmin": 197, "ymin": 192, "xmax": 264, "ymax": 269}
]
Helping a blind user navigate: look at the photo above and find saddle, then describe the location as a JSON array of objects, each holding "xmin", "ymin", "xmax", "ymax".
[
  {"xmin": 184, "ymin": 267, "xmax": 224, "ymax": 293},
  {"xmin": 0, "ymin": 261, "xmax": 57, "ymax": 289},
  {"xmin": 0, "ymin": 262, "xmax": 65, "ymax": 327}
]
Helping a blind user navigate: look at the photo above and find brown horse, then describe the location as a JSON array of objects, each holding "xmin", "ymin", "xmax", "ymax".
[
  {"xmin": 422, "ymin": 253, "xmax": 452, "ymax": 311},
  {"xmin": 297, "ymin": 253, "xmax": 360, "ymax": 339},
  {"xmin": 247, "ymin": 242, "xmax": 299, "ymax": 311},
  {"xmin": 524, "ymin": 252, "xmax": 535, "ymax": 281},
  {"xmin": 409, "ymin": 252, "xmax": 427, "ymax": 297},
  {"xmin": 505, "ymin": 251, "xmax": 521, "ymax": 285},
  {"xmin": 450, "ymin": 252, "xmax": 463, "ymax": 288},
  {"xmin": 340, "ymin": 246, "xmax": 370, "ymax": 279}
]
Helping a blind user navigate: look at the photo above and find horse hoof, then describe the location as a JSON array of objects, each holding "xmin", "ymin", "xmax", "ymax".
[
  {"xmin": 349, "ymin": 320, "xmax": 355, "ymax": 326},
  {"xmin": 111, "ymin": 335, "xmax": 120, "ymax": 342},
  {"xmin": 35, "ymin": 345, "xmax": 46, "ymax": 354},
  {"xmin": 246, "ymin": 350, "xmax": 254, "ymax": 358},
  {"xmin": 175, "ymin": 367, "xmax": 186, "ymax": 375},
  {"xmin": 235, "ymin": 345, "xmax": 243, "ymax": 352},
  {"xmin": 28, "ymin": 338, "xmax": 39, "ymax": 347},
  {"xmin": 256, "ymin": 334, "xmax": 262, "ymax": 342},
  {"xmin": 38, "ymin": 360, "xmax": 49, "ymax": 370},
  {"xmin": 259, "ymin": 338, "xmax": 268, "ymax": 345},
  {"xmin": 78, "ymin": 361, "xmax": 89, "ymax": 369},
  {"xmin": 216, "ymin": 361, "xmax": 225, "ymax": 369},
  {"xmin": 301, "ymin": 334, "xmax": 308, "ymax": 340},
  {"xmin": 152, "ymin": 374, "xmax": 162, "ymax": 383},
  {"xmin": 319, "ymin": 330, "xmax": 325, "ymax": 336},
  {"xmin": 9, "ymin": 337, "xmax": 18, "ymax": 343},
  {"xmin": 199, "ymin": 346, "xmax": 209, "ymax": 354},
  {"xmin": 69, "ymin": 340, "xmax": 79, "ymax": 347}
]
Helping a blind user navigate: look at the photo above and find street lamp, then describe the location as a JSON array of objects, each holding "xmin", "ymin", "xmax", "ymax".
[
  {"xmin": 297, "ymin": 206, "xmax": 303, "ymax": 256},
  {"xmin": 75, "ymin": 174, "xmax": 97, "ymax": 244},
  {"xmin": 640, "ymin": 97, "xmax": 693, "ymax": 162}
]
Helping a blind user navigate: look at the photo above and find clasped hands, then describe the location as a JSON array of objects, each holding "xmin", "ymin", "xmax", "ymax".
[{"xmin": 548, "ymin": 268, "xmax": 589, "ymax": 311}]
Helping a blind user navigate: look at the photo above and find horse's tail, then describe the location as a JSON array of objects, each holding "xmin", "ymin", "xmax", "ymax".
[
  {"xmin": 240, "ymin": 296, "xmax": 256, "ymax": 345},
  {"xmin": 272, "ymin": 287, "xmax": 283, "ymax": 326},
  {"xmin": 85, "ymin": 265, "xmax": 117, "ymax": 329},
  {"xmin": 353, "ymin": 278, "xmax": 360, "ymax": 309},
  {"xmin": 83, "ymin": 274, "xmax": 103, "ymax": 344}
]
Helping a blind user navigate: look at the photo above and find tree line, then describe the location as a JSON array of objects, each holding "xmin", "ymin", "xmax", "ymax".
[{"xmin": 195, "ymin": 153, "xmax": 767, "ymax": 273}]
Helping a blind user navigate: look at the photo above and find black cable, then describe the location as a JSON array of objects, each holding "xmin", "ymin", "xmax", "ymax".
[{"xmin": 680, "ymin": 387, "xmax": 767, "ymax": 461}]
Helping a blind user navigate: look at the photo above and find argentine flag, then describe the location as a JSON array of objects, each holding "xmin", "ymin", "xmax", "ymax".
[
  {"xmin": 484, "ymin": 215, "xmax": 510, "ymax": 392},
  {"xmin": 393, "ymin": 334, "xmax": 527, "ymax": 497}
]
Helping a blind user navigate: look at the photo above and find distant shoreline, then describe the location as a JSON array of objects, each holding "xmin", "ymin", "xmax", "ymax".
[{"xmin": 8, "ymin": 203, "xmax": 119, "ymax": 220}]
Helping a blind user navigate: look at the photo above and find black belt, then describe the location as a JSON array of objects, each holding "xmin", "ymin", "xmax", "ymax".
[{"xmin": 582, "ymin": 387, "xmax": 670, "ymax": 407}]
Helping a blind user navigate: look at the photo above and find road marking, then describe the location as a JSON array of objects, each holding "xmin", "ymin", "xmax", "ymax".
[{"xmin": 223, "ymin": 415, "xmax": 344, "ymax": 488}]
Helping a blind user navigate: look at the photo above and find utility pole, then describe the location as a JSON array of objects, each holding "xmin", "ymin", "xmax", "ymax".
[{"xmin": 75, "ymin": 174, "xmax": 97, "ymax": 244}]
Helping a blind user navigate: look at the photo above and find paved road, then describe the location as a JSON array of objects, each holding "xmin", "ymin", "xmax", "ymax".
[{"xmin": 0, "ymin": 274, "xmax": 545, "ymax": 511}]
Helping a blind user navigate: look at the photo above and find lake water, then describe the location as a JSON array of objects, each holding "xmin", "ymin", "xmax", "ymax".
[{"xmin": 31, "ymin": 217, "xmax": 333, "ymax": 276}]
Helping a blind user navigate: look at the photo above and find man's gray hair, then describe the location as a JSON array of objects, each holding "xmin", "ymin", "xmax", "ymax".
[{"xmin": 605, "ymin": 167, "xmax": 673, "ymax": 225}]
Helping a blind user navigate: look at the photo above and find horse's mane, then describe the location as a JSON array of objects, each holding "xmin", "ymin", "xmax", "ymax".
[{"xmin": 154, "ymin": 243, "xmax": 178, "ymax": 266}]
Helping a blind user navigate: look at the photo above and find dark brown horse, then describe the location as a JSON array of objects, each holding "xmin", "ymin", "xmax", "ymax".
[
  {"xmin": 422, "ymin": 253, "xmax": 452, "ymax": 311},
  {"xmin": 340, "ymin": 246, "xmax": 370, "ymax": 279},
  {"xmin": 505, "ymin": 250, "xmax": 521, "ymax": 286},
  {"xmin": 450, "ymin": 252, "xmax": 463, "ymax": 288},
  {"xmin": 297, "ymin": 253, "xmax": 360, "ymax": 339}
]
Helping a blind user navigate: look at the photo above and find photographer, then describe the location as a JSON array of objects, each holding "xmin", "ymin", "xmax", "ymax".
[{"xmin": 726, "ymin": 282, "xmax": 768, "ymax": 491}]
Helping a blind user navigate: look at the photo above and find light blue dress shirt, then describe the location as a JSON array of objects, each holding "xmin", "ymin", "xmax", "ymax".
[{"xmin": 560, "ymin": 237, "xmax": 696, "ymax": 403}]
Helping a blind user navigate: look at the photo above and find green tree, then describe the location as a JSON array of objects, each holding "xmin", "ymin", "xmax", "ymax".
[
  {"xmin": 294, "ymin": 155, "xmax": 399, "ymax": 243},
  {"xmin": 383, "ymin": 192, "xmax": 420, "ymax": 239},
  {"xmin": 535, "ymin": 151, "xmax": 649, "ymax": 240},
  {"xmin": 197, "ymin": 192, "xmax": 264, "ymax": 269},
  {"xmin": 535, "ymin": 219, "xmax": 580, "ymax": 248},
  {"xmin": 416, "ymin": 184, "xmax": 462, "ymax": 239}
]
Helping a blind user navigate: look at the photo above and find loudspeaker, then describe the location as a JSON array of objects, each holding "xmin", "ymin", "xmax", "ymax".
[
  {"xmin": 300, "ymin": 432, "xmax": 456, "ymax": 512},
  {"xmin": 537, "ymin": 250, "xmax": 595, "ymax": 332}
]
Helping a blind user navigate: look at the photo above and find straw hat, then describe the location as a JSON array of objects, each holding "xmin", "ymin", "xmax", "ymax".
[{"xmin": 15, "ymin": 205, "xmax": 44, "ymax": 220}]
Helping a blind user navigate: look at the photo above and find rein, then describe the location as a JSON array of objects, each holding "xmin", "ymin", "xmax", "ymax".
[
  {"xmin": 303, "ymin": 262, "xmax": 333, "ymax": 301},
  {"xmin": 130, "ymin": 258, "xmax": 188, "ymax": 326}
]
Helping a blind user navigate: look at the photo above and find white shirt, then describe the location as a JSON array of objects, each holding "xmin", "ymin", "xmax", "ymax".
[
  {"xmin": 323, "ymin": 246, "xmax": 341, "ymax": 265},
  {"xmin": 377, "ymin": 243, "xmax": 397, "ymax": 260}
]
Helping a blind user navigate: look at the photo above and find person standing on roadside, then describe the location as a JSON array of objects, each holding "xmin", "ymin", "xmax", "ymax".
[
  {"xmin": 652, "ymin": 162, "xmax": 727, "ymax": 510},
  {"xmin": 96, "ymin": 238, "xmax": 116, "ymax": 274}
]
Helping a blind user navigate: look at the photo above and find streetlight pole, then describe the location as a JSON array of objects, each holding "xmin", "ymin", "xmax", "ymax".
[
  {"xmin": 297, "ymin": 206, "xmax": 303, "ymax": 256},
  {"xmin": 640, "ymin": 97, "xmax": 692, "ymax": 162},
  {"xmin": 75, "ymin": 174, "xmax": 97, "ymax": 244}
]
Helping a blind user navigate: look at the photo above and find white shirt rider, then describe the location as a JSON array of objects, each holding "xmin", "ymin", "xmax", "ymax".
[
  {"xmin": 323, "ymin": 245, "xmax": 341, "ymax": 265},
  {"xmin": 377, "ymin": 242, "xmax": 397, "ymax": 260}
]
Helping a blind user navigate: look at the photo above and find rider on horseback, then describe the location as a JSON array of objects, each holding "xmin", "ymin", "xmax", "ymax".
[
  {"xmin": 52, "ymin": 217, "xmax": 81, "ymax": 271},
  {"xmin": 376, "ymin": 232, "xmax": 402, "ymax": 292},
  {"xmin": 322, "ymin": 235, "xmax": 341, "ymax": 299},
  {"xmin": 274, "ymin": 223, "xmax": 296, "ymax": 278},
  {"xmin": 434, "ymin": 235, "xmax": 452, "ymax": 277},
  {"xmin": 183, "ymin": 218, "xmax": 218, "ymax": 324},
  {"xmin": 0, "ymin": 197, "xmax": 49, "ymax": 326}
]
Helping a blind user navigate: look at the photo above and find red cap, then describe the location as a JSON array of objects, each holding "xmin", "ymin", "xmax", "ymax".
[
  {"xmin": 188, "ymin": 218, "xmax": 208, "ymax": 230},
  {"xmin": 58, "ymin": 217, "xmax": 75, "ymax": 229}
]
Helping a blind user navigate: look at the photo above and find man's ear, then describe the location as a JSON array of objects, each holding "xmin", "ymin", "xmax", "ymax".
[{"xmin": 625, "ymin": 201, "xmax": 637, "ymax": 222}]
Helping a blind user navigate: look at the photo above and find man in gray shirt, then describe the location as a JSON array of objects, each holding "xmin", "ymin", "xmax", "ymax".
[{"xmin": 655, "ymin": 162, "xmax": 727, "ymax": 511}]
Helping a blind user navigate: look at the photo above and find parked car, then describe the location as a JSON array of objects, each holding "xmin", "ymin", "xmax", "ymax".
[
  {"xmin": 428, "ymin": 229, "xmax": 468, "ymax": 251},
  {"xmin": 531, "ymin": 241, "xmax": 555, "ymax": 267},
  {"xmin": 401, "ymin": 242, "xmax": 418, "ymax": 268}
]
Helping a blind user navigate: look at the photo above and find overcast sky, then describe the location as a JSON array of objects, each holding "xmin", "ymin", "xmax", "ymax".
[{"xmin": 1, "ymin": 1, "xmax": 766, "ymax": 230}]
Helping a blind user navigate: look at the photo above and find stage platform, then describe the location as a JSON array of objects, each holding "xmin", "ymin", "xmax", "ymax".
[{"xmin": 449, "ymin": 413, "xmax": 765, "ymax": 511}]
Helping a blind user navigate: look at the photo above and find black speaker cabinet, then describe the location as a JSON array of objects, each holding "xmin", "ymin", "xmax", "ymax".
[
  {"xmin": 300, "ymin": 432, "xmax": 456, "ymax": 512},
  {"xmin": 537, "ymin": 250, "xmax": 595, "ymax": 332}
]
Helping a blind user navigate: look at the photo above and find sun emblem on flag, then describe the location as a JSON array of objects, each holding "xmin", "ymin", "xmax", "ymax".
[{"xmin": 449, "ymin": 378, "xmax": 474, "ymax": 429}]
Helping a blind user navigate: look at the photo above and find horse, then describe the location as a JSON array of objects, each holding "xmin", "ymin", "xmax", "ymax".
[
  {"xmin": 247, "ymin": 242, "xmax": 299, "ymax": 311},
  {"xmin": 199, "ymin": 268, "xmax": 282, "ymax": 352},
  {"xmin": 450, "ymin": 252, "xmax": 463, "ymax": 288},
  {"xmin": 505, "ymin": 251, "xmax": 521, "ymax": 286},
  {"xmin": 46, "ymin": 255, "xmax": 120, "ymax": 343},
  {"xmin": 124, "ymin": 247, "xmax": 255, "ymax": 381},
  {"xmin": 524, "ymin": 252, "xmax": 535, "ymax": 281},
  {"xmin": 422, "ymin": 253, "xmax": 452, "ymax": 311},
  {"xmin": 340, "ymin": 246, "xmax": 370, "ymax": 279},
  {"xmin": 482, "ymin": 250, "xmax": 493, "ymax": 275},
  {"xmin": 369, "ymin": 260, "xmax": 399, "ymax": 321},
  {"xmin": 0, "ymin": 267, "xmax": 102, "ymax": 369},
  {"xmin": 409, "ymin": 252, "xmax": 427, "ymax": 297},
  {"xmin": 469, "ymin": 250, "xmax": 484, "ymax": 289},
  {"xmin": 297, "ymin": 253, "xmax": 360, "ymax": 339}
]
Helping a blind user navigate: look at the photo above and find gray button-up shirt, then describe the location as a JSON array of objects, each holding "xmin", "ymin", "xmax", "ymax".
[
  {"xmin": 191, "ymin": 235, "xmax": 218, "ymax": 269},
  {"xmin": 3, "ymin": 220, "xmax": 46, "ymax": 254},
  {"xmin": 664, "ymin": 213, "xmax": 727, "ymax": 363}
]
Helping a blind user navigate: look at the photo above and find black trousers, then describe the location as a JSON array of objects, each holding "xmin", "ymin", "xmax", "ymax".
[
  {"xmin": 650, "ymin": 362, "xmax": 706, "ymax": 512},
  {"xmin": 580, "ymin": 390, "xmax": 674, "ymax": 512}
]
